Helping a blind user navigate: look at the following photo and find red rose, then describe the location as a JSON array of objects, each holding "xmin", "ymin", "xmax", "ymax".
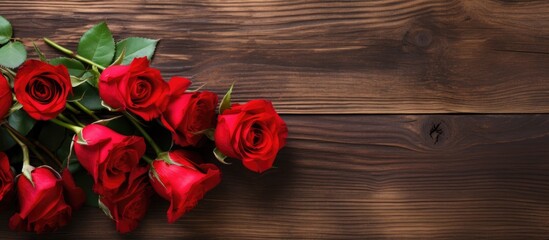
[
  {"xmin": 61, "ymin": 169, "xmax": 86, "ymax": 210},
  {"xmin": 14, "ymin": 60, "xmax": 71, "ymax": 120},
  {"xmin": 215, "ymin": 100, "xmax": 287, "ymax": 173},
  {"xmin": 99, "ymin": 57, "xmax": 169, "ymax": 121},
  {"xmin": 99, "ymin": 166, "xmax": 152, "ymax": 233},
  {"xmin": 74, "ymin": 124, "xmax": 146, "ymax": 194},
  {"xmin": 0, "ymin": 152, "xmax": 14, "ymax": 203},
  {"xmin": 161, "ymin": 77, "xmax": 218, "ymax": 147},
  {"xmin": 0, "ymin": 74, "xmax": 12, "ymax": 119},
  {"xmin": 149, "ymin": 150, "xmax": 221, "ymax": 223},
  {"xmin": 9, "ymin": 166, "xmax": 72, "ymax": 233}
]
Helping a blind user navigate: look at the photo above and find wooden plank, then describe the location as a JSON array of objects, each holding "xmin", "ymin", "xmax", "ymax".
[
  {"xmin": 1, "ymin": 0, "xmax": 549, "ymax": 114},
  {"xmin": 1, "ymin": 115, "xmax": 548, "ymax": 238}
]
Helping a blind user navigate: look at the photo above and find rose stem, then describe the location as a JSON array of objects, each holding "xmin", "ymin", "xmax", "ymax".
[
  {"xmin": 0, "ymin": 66, "xmax": 16, "ymax": 78},
  {"xmin": 5, "ymin": 122, "xmax": 62, "ymax": 168},
  {"xmin": 32, "ymin": 139, "xmax": 63, "ymax": 169},
  {"xmin": 50, "ymin": 118, "xmax": 83, "ymax": 134},
  {"xmin": 2, "ymin": 122, "xmax": 52, "ymax": 167},
  {"xmin": 142, "ymin": 155, "xmax": 154, "ymax": 164},
  {"xmin": 5, "ymin": 128, "xmax": 33, "ymax": 178},
  {"xmin": 65, "ymin": 103, "xmax": 81, "ymax": 115},
  {"xmin": 72, "ymin": 101, "xmax": 100, "ymax": 121},
  {"xmin": 5, "ymin": 125, "xmax": 35, "ymax": 185},
  {"xmin": 69, "ymin": 113, "xmax": 86, "ymax": 127},
  {"xmin": 123, "ymin": 111, "xmax": 162, "ymax": 155},
  {"xmin": 43, "ymin": 38, "xmax": 106, "ymax": 71},
  {"xmin": 58, "ymin": 113, "xmax": 77, "ymax": 126},
  {"xmin": 0, "ymin": 67, "xmax": 16, "ymax": 86}
]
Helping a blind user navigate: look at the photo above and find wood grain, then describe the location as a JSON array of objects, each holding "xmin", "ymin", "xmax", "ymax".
[
  {"xmin": 1, "ymin": 115, "xmax": 548, "ymax": 239},
  {"xmin": 0, "ymin": 1, "xmax": 548, "ymax": 239},
  {"xmin": 1, "ymin": 0, "xmax": 549, "ymax": 113}
]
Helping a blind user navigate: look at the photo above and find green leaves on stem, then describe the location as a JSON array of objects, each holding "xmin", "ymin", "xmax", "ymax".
[
  {"xmin": 77, "ymin": 22, "xmax": 114, "ymax": 68},
  {"xmin": 50, "ymin": 118, "xmax": 83, "ymax": 134},
  {"xmin": 0, "ymin": 42, "xmax": 26, "ymax": 68},
  {"xmin": 0, "ymin": 16, "xmax": 12, "ymax": 45},
  {"xmin": 45, "ymin": 22, "xmax": 158, "ymax": 72},
  {"xmin": 44, "ymin": 37, "xmax": 106, "ymax": 71},
  {"xmin": 0, "ymin": 109, "xmax": 35, "ymax": 151},
  {"xmin": 114, "ymin": 37, "xmax": 158, "ymax": 65},
  {"xmin": 49, "ymin": 57, "xmax": 86, "ymax": 77},
  {"xmin": 0, "ymin": 16, "xmax": 27, "ymax": 68},
  {"xmin": 73, "ymin": 101, "xmax": 100, "ymax": 121},
  {"xmin": 5, "ymin": 126, "xmax": 34, "ymax": 186},
  {"xmin": 33, "ymin": 42, "xmax": 47, "ymax": 61},
  {"xmin": 214, "ymin": 84, "xmax": 236, "ymax": 164},
  {"xmin": 219, "ymin": 83, "xmax": 234, "ymax": 114}
]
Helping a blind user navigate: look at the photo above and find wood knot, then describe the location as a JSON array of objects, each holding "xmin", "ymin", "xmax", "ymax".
[
  {"xmin": 413, "ymin": 29, "xmax": 433, "ymax": 48},
  {"xmin": 402, "ymin": 28, "xmax": 434, "ymax": 52},
  {"xmin": 429, "ymin": 122, "xmax": 444, "ymax": 144},
  {"xmin": 422, "ymin": 118, "xmax": 451, "ymax": 147}
]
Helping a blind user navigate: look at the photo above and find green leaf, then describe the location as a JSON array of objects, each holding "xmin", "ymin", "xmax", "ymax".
[
  {"xmin": 0, "ymin": 16, "xmax": 12, "ymax": 45},
  {"xmin": 105, "ymin": 117, "xmax": 136, "ymax": 136},
  {"xmin": 0, "ymin": 128, "xmax": 16, "ymax": 151},
  {"xmin": 32, "ymin": 42, "xmax": 47, "ymax": 62},
  {"xmin": 36, "ymin": 121, "xmax": 77, "ymax": 170},
  {"xmin": 0, "ymin": 109, "xmax": 36, "ymax": 151},
  {"xmin": 10, "ymin": 149, "xmax": 22, "ymax": 164},
  {"xmin": 114, "ymin": 37, "xmax": 158, "ymax": 64},
  {"xmin": 57, "ymin": 133, "xmax": 80, "ymax": 172},
  {"xmin": 0, "ymin": 41, "xmax": 26, "ymax": 68},
  {"xmin": 49, "ymin": 57, "xmax": 86, "ymax": 77},
  {"xmin": 110, "ymin": 46, "xmax": 125, "ymax": 66},
  {"xmin": 67, "ymin": 156, "xmax": 81, "ymax": 173},
  {"xmin": 219, "ymin": 83, "xmax": 234, "ymax": 114},
  {"xmin": 70, "ymin": 83, "xmax": 103, "ymax": 111},
  {"xmin": 70, "ymin": 76, "xmax": 88, "ymax": 87},
  {"xmin": 38, "ymin": 122, "xmax": 66, "ymax": 152},
  {"xmin": 9, "ymin": 109, "xmax": 36, "ymax": 135},
  {"xmin": 68, "ymin": 67, "xmax": 98, "ymax": 87},
  {"xmin": 8, "ymin": 102, "xmax": 22, "ymax": 115},
  {"xmin": 77, "ymin": 22, "xmax": 115, "ymax": 67},
  {"xmin": 213, "ymin": 147, "xmax": 231, "ymax": 165},
  {"xmin": 88, "ymin": 66, "xmax": 100, "ymax": 87}
]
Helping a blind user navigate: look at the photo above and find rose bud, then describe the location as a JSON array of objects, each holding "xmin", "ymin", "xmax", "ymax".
[
  {"xmin": 149, "ymin": 150, "xmax": 221, "ymax": 223},
  {"xmin": 215, "ymin": 100, "xmax": 288, "ymax": 173},
  {"xmin": 61, "ymin": 169, "xmax": 86, "ymax": 210},
  {"xmin": 161, "ymin": 77, "xmax": 218, "ymax": 147},
  {"xmin": 0, "ymin": 74, "xmax": 12, "ymax": 119},
  {"xmin": 99, "ymin": 57, "xmax": 169, "ymax": 121},
  {"xmin": 9, "ymin": 166, "xmax": 72, "ymax": 233},
  {"xmin": 74, "ymin": 124, "xmax": 146, "ymax": 195},
  {"xmin": 0, "ymin": 152, "xmax": 14, "ymax": 204},
  {"xmin": 14, "ymin": 60, "xmax": 71, "ymax": 120},
  {"xmin": 99, "ymin": 166, "xmax": 152, "ymax": 233}
]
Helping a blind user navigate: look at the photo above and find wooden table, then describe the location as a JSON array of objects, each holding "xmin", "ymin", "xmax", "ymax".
[{"xmin": 1, "ymin": 0, "xmax": 549, "ymax": 238}]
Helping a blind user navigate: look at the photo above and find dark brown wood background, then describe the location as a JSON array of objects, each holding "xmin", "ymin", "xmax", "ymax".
[{"xmin": 1, "ymin": 0, "xmax": 549, "ymax": 239}]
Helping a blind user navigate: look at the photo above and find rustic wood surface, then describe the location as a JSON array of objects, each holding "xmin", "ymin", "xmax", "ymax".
[
  {"xmin": 1, "ymin": 0, "xmax": 549, "ymax": 239},
  {"xmin": 3, "ymin": 0, "xmax": 549, "ymax": 113},
  {"xmin": 2, "ymin": 115, "xmax": 549, "ymax": 239}
]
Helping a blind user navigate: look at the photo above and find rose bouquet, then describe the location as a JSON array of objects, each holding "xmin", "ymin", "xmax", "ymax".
[{"xmin": 0, "ymin": 16, "xmax": 287, "ymax": 233}]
